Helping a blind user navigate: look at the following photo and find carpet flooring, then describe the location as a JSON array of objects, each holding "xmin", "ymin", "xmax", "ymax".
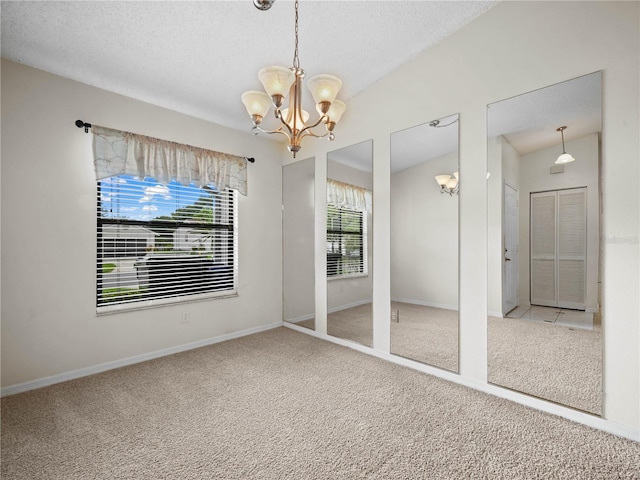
[
  {"xmin": 488, "ymin": 315, "xmax": 602, "ymax": 415},
  {"xmin": 296, "ymin": 302, "xmax": 601, "ymax": 414},
  {"xmin": 1, "ymin": 327, "xmax": 637, "ymax": 479}
]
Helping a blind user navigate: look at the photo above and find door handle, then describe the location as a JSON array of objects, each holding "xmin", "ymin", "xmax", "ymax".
[{"xmin": 505, "ymin": 257, "xmax": 511, "ymax": 262}]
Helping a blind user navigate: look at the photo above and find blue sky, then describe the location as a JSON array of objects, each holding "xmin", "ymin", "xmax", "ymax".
[{"xmin": 100, "ymin": 174, "xmax": 210, "ymax": 221}]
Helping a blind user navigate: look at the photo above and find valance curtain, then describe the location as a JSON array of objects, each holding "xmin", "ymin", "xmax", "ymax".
[
  {"xmin": 327, "ymin": 178, "xmax": 372, "ymax": 212},
  {"xmin": 92, "ymin": 125, "xmax": 248, "ymax": 195}
]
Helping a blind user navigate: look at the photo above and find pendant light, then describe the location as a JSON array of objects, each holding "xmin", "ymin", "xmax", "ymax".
[{"xmin": 555, "ymin": 126, "xmax": 576, "ymax": 164}]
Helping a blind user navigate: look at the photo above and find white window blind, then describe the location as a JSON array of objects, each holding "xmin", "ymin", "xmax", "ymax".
[
  {"xmin": 327, "ymin": 205, "xmax": 367, "ymax": 277},
  {"xmin": 97, "ymin": 174, "xmax": 237, "ymax": 311}
]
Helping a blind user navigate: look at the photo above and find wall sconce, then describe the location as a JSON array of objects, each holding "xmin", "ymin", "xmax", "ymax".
[{"xmin": 435, "ymin": 171, "xmax": 459, "ymax": 196}]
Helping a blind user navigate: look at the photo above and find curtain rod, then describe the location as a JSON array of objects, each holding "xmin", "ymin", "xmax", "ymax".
[{"xmin": 75, "ymin": 119, "xmax": 255, "ymax": 163}]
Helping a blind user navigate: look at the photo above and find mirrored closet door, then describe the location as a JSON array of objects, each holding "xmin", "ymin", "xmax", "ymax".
[
  {"xmin": 389, "ymin": 114, "xmax": 459, "ymax": 372},
  {"xmin": 326, "ymin": 140, "xmax": 373, "ymax": 347},
  {"xmin": 487, "ymin": 72, "xmax": 602, "ymax": 414},
  {"xmin": 283, "ymin": 157, "xmax": 315, "ymax": 330}
]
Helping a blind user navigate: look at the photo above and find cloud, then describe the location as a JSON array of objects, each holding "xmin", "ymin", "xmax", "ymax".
[
  {"xmin": 142, "ymin": 205, "xmax": 158, "ymax": 211},
  {"xmin": 145, "ymin": 185, "xmax": 169, "ymax": 196}
]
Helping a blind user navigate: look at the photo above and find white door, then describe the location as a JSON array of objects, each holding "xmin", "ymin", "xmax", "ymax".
[
  {"xmin": 530, "ymin": 188, "xmax": 586, "ymax": 309},
  {"xmin": 503, "ymin": 183, "xmax": 519, "ymax": 315},
  {"xmin": 557, "ymin": 188, "xmax": 587, "ymax": 309}
]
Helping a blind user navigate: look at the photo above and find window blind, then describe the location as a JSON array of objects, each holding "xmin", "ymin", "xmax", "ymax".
[
  {"xmin": 327, "ymin": 205, "xmax": 367, "ymax": 277},
  {"xmin": 97, "ymin": 174, "xmax": 237, "ymax": 310}
]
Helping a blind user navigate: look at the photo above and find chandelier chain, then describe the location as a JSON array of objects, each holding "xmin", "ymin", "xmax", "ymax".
[{"xmin": 293, "ymin": 0, "xmax": 300, "ymax": 68}]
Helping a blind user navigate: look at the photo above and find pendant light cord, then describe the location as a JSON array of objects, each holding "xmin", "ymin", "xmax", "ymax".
[{"xmin": 292, "ymin": 0, "xmax": 300, "ymax": 68}]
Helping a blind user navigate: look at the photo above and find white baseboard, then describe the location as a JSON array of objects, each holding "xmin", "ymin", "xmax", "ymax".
[
  {"xmin": 285, "ymin": 323, "xmax": 640, "ymax": 443},
  {"xmin": 1, "ymin": 321, "xmax": 283, "ymax": 397},
  {"xmin": 328, "ymin": 299, "xmax": 372, "ymax": 314},
  {"xmin": 284, "ymin": 313, "xmax": 314, "ymax": 323},
  {"xmin": 391, "ymin": 297, "xmax": 458, "ymax": 311}
]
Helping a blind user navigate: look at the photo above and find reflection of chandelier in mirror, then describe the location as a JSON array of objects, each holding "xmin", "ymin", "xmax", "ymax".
[
  {"xmin": 435, "ymin": 171, "xmax": 459, "ymax": 196},
  {"xmin": 241, "ymin": 0, "xmax": 346, "ymax": 158},
  {"xmin": 555, "ymin": 125, "xmax": 576, "ymax": 164}
]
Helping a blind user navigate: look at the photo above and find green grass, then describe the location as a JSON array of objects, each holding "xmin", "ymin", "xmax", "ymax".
[
  {"xmin": 101, "ymin": 263, "xmax": 117, "ymax": 274},
  {"xmin": 101, "ymin": 287, "xmax": 143, "ymax": 303}
]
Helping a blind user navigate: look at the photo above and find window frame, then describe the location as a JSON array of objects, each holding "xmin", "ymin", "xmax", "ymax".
[
  {"xmin": 96, "ymin": 176, "xmax": 238, "ymax": 314},
  {"xmin": 326, "ymin": 204, "xmax": 368, "ymax": 280}
]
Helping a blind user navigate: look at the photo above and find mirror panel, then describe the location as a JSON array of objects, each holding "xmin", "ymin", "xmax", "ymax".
[
  {"xmin": 283, "ymin": 157, "xmax": 315, "ymax": 330},
  {"xmin": 326, "ymin": 140, "xmax": 374, "ymax": 347},
  {"xmin": 390, "ymin": 114, "xmax": 459, "ymax": 372},
  {"xmin": 487, "ymin": 72, "xmax": 602, "ymax": 415}
]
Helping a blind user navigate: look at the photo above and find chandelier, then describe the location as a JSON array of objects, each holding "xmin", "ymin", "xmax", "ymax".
[{"xmin": 241, "ymin": 0, "xmax": 346, "ymax": 158}]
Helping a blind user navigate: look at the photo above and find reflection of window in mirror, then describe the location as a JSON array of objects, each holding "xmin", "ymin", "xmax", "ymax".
[
  {"xmin": 326, "ymin": 140, "xmax": 374, "ymax": 348},
  {"xmin": 327, "ymin": 179, "xmax": 371, "ymax": 279}
]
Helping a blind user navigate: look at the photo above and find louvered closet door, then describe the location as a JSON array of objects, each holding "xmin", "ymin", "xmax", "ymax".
[
  {"xmin": 530, "ymin": 192, "xmax": 557, "ymax": 307},
  {"xmin": 530, "ymin": 188, "xmax": 586, "ymax": 309},
  {"xmin": 557, "ymin": 188, "xmax": 586, "ymax": 309}
]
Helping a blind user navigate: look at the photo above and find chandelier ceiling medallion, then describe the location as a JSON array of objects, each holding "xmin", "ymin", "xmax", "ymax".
[{"xmin": 241, "ymin": 0, "xmax": 346, "ymax": 158}]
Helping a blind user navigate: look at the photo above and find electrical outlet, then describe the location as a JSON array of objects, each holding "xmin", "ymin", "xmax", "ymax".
[{"xmin": 180, "ymin": 312, "xmax": 190, "ymax": 324}]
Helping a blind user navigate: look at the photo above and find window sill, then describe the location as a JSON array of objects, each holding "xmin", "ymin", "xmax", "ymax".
[
  {"xmin": 328, "ymin": 273, "xmax": 369, "ymax": 282},
  {"xmin": 96, "ymin": 290, "xmax": 238, "ymax": 316}
]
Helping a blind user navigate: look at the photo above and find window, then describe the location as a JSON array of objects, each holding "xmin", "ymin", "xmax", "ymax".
[
  {"xmin": 327, "ymin": 205, "xmax": 367, "ymax": 277},
  {"xmin": 97, "ymin": 174, "xmax": 237, "ymax": 311}
]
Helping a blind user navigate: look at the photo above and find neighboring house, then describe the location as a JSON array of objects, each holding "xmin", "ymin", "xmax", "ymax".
[
  {"xmin": 101, "ymin": 225, "xmax": 158, "ymax": 257},
  {"xmin": 173, "ymin": 226, "xmax": 211, "ymax": 252}
]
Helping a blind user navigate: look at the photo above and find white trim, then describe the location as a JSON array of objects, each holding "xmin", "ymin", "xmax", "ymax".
[
  {"xmin": 391, "ymin": 297, "xmax": 458, "ymax": 311},
  {"xmin": 1, "ymin": 321, "xmax": 283, "ymax": 397},
  {"xmin": 488, "ymin": 310, "xmax": 504, "ymax": 318},
  {"xmin": 328, "ymin": 299, "xmax": 372, "ymax": 314},
  {"xmin": 283, "ymin": 323, "xmax": 640, "ymax": 443},
  {"xmin": 284, "ymin": 313, "xmax": 315, "ymax": 324}
]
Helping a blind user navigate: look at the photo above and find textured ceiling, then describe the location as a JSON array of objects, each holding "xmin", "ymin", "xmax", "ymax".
[
  {"xmin": 488, "ymin": 71, "xmax": 602, "ymax": 155},
  {"xmin": 1, "ymin": 0, "xmax": 496, "ymax": 134},
  {"xmin": 1, "ymin": 1, "xmax": 601, "ymax": 172}
]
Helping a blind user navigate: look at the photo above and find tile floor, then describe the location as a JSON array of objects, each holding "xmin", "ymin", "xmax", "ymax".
[{"xmin": 505, "ymin": 305, "xmax": 594, "ymax": 330}]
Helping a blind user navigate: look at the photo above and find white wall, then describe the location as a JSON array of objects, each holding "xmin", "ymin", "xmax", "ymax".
[
  {"xmin": 391, "ymin": 151, "xmax": 459, "ymax": 309},
  {"xmin": 488, "ymin": 137, "xmax": 521, "ymax": 316},
  {"xmin": 1, "ymin": 60, "xmax": 284, "ymax": 388},
  {"xmin": 518, "ymin": 134, "xmax": 600, "ymax": 311},
  {"xmin": 283, "ymin": 157, "xmax": 315, "ymax": 322},
  {"xmin": 326, "ymin": 159, "xmax": 373, "ymax": 311},
  {"xmin": 301, "ymin": 1, "xmax": 639, "ymax": 431}
]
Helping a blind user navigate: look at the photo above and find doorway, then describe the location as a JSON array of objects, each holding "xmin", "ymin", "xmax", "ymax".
[{"xmin": 503, "ymin": 182, "xmax": 519, "ymax": 315}]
